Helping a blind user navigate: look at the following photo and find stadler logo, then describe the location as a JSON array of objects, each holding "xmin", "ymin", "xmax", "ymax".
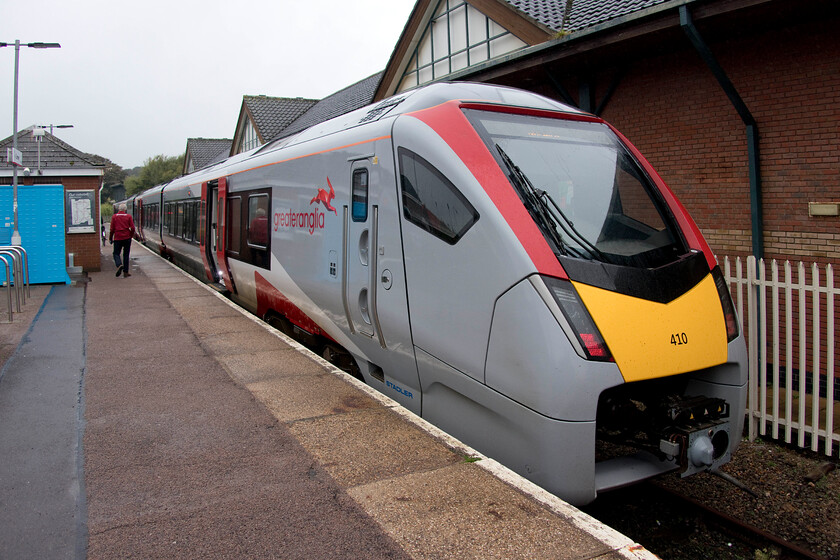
[{"xmin": 273, "ymin": 178, "xmax": 336, "ymax": 235}]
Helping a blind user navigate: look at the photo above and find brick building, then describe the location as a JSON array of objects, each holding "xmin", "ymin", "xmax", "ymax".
[
  {"xmin": 1, "ymin": 126, "xmax": 104, "ymax": 274},
  {"xmin": 374, "ymin": 0, "xmax": 839, "ymax": 267}
]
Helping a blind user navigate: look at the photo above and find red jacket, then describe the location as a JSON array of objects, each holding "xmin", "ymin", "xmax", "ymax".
[{"xmin": 110, "ymin": 211, "xmax": 136, "ymax": 242}]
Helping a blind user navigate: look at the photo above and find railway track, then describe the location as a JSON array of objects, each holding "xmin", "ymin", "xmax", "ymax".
[{"xmin": 582, "ymin": 481, "xmax": 829, "ymax": 560}]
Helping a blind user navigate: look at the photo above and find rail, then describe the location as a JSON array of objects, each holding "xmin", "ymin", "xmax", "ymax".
[
  {"xmin": 0, "ymin": 246, "xmax": 31, "ymax": 323},
  {"xmin": 723, "ymin": 256, "xmax": 838, "ymax": 457}
]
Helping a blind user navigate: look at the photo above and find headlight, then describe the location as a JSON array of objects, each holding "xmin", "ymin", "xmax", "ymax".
[
  {"xmin": 711, "ymin": 266, "xmax": 739, "ymax": 342},
  {"xmin": 531, "ymin": 275, "xmax": 613, "ymax": 362}
]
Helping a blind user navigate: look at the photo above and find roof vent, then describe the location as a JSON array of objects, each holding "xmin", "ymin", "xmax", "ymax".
[{"xmin": 359, "ymin": 96, "xmax": 406, "ymax": 124}]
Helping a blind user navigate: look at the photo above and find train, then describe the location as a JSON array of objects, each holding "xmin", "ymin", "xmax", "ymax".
[{"xmin": 122, "ymin": 82, "xmax": 747, "ymax": 506}]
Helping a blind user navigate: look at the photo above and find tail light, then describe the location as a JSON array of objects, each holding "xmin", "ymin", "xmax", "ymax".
[
  {"xmin": 711, "ymin": 266, "xmax": 739, "ymax": 342},
  {"xmin": 536, "ymin": 275, "xmax": 613, "ymax": 362}
]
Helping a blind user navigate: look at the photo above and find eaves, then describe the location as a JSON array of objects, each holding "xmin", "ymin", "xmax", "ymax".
[{"xmin": 439, "ymin": 0, "xmax": 774, "ymax": 83}]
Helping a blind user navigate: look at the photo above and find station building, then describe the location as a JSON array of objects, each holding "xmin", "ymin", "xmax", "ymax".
[{"xmin": 0, "ymin": 127, "xmax": 104, "ymax": 276}]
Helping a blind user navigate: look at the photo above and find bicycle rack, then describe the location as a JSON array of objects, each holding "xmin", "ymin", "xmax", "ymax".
[{"xmin": 0, "ymin": 246, "xmax": 31, "ymax": 322}]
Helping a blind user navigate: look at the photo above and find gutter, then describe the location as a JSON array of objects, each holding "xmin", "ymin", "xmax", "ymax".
[{"xmin": 679, "ymin": 5, "xmax": 764, "ymax": 259}]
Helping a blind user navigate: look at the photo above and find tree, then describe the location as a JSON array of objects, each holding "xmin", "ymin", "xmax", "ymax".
[
  {"xmin": 85, "ymin": 153, "xmax": 127, "ymax": 202},
  {"xmin": 101, "ymin": 200, "xmax": 114, "ymax": 221},
  {"xmin": 125, "ymin": 154, "xmax": 184, "ymax": 196}
]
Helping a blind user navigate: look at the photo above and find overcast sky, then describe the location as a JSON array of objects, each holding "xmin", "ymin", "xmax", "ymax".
[{"xmin": 1, "ymin": 0, "xmax": 416, "ymax": 169}]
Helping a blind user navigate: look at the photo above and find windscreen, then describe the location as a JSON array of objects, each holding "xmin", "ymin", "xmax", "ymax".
[{"xmin": 465, "ymin": 109, "xmax": 687, "ymax": 269}]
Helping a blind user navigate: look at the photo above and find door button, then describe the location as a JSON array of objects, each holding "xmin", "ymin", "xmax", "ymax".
[{"xmin": 381, "ymin": 269, "xmax": 393, "ymax": 290}]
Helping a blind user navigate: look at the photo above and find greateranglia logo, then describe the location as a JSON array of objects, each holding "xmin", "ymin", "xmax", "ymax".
[
  {"xmin": 310, "ymin": 177, "xmax": 337, "ymax": 215},
  {"xmin": 273, "ymin": 178, "xmax": 336, "ymax": 235}
]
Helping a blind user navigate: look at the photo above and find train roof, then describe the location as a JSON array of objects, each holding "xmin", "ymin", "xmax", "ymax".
[
  {"xmin": 136, "ymin": 82, "xmax": 587, "ymax": 198},
  {"xmin": 260, "ymin": 82, "xmax": 585, "ymax": 153}
]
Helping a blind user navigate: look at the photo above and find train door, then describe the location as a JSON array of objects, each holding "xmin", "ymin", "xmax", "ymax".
[
  {"xmin": 343, "ymin": 157, "xmax": 420, "ymax": 414},
  {"xmin": 135, "ymin": 198, "xmax": 144, "ymax": 241},
  {"xmin": 214, "ymin": 177, "xmax": 237, "ymax": 293},
  {"xmin": 200, "ymin": 180, "xmax": 220, "ymax": 283}
]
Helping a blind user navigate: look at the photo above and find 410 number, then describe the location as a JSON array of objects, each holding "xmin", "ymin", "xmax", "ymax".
[{"xmin": 670, "ymin": 332, "xmax": 688, "ymax": 346}]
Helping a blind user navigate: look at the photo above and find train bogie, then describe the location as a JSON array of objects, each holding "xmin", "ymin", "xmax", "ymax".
[{"xmin": 127, "ymin": 82, "xmax": 748, "ymax": 506}]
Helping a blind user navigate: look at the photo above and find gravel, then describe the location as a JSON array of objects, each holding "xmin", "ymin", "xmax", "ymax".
[
  {"xmin": 658, "ymin": 439, "xmax": 840, "ymax": 559},
  {"xmin": 586, "ymin": 439, "xmax": 840, "ymax": 559}
]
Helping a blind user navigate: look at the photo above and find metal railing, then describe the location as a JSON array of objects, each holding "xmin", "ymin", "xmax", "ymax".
[
  {"xmin": 0, "ymin": 246, "xmax": 30, "ymax": 322},
  {"xmin": 723, "ymin": 256, "xmax": 838, "ymax": 457}
]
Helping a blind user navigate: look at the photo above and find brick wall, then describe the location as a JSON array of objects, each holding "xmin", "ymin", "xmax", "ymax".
[
  {"xmin": 586, "ymin": 16, "xmax": 840, "ymax": 268},
  {"xmin": 60, "ymin": 177, "xmax": 102, "ymax": 272}
]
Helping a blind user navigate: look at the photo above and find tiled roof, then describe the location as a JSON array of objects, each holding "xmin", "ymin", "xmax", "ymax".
[
  {"xmin": 565, "ymin": 0, "xmax": 671, "ymax": 30},
  {"xmin": 186, "ymin": 138, "xmax": 232, "ymax": 171},
  {"xmin": 277, "ymin": 72, "xmax": 384, "ymax": 140},
  {"xmin": 0, "ymin": 127, "xmax": 103, "ymax": 172},
  {"xmin": 244, "ymin": 96, "xmax": 318, "ymax": 141},
  {"xmin": 505, "ymin": 0, "xmax": 569, "ymax": 30},
  {"xmin": 504, "ymin": 0, "xmax": 672, "ymax": 31}
]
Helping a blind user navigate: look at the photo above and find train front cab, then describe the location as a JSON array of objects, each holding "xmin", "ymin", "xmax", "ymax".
[{"xmin": 393, "ymin": 93, "xmax": 747, "ymax": 506}]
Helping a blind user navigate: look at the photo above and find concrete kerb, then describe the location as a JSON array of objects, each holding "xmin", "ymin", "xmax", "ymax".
[{"xmin": 133, "ymin": 243, "xmax": 658, "ymax": 560}]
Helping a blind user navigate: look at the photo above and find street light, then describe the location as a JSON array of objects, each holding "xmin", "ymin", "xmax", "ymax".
[
  {"xmin": 37, "ymin": 123, "xmax": 74, "ymax": 135},
  {"xmin": 1, "ymin": 40, "xmax": 61, "ymax": 246}
]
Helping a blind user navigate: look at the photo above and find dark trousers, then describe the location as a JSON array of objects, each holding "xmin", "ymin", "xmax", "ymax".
[{"xmin": 113, "ymin": 239, "xmax": 132, "ymax": 271}]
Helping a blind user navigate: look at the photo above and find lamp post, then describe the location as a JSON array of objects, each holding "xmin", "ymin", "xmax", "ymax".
[
  {"xmin": 1, "ymin": 40, "xmax": 61, "ymax": 246},
  {"xmin": 38, "ymin": 123, "xmax": 73, "ymax": 136}
]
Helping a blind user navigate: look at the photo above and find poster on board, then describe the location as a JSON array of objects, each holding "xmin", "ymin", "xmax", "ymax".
[{"xmin": 66, "ymin": 190, "xmax": 96, "ymax": 233}]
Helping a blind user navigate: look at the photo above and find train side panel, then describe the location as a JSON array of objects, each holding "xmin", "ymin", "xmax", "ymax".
[
  {"xmin": 392, "ymin": 113, "xmax": 537, "ymax": 383},
  {"xmin": 136, "ymin": 185, "xmax": 164, "ymax": 253},
  {"xmin": 161, "ymin": 181, "xmax": 204, "ymax": 279},
  {"xmin": 224, "ymin": 125, "xmax": 422, "ymax": 413}
]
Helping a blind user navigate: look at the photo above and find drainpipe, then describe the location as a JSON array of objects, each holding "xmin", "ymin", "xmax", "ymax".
[{"xmin": 680, "ymin": 5, "xmax": 764, "ymax": 259}]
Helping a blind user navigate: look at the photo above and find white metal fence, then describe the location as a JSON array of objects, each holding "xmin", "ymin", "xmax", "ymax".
[{"xmin": 723, "ymin": 256, "xmax": 838, "ymax": 457}]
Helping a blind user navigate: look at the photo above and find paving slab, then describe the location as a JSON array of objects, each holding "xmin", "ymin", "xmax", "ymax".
[
  {"xmin": 215, "ymin": 347, "xmax": 325, "ymax": 384},
  {"xmin": 246, "ymin": 373, "xmax": 383, "ymax": 422},
  {"xmin": 348, "ymin": 463, "xmax": 613, "ymax": 560}
]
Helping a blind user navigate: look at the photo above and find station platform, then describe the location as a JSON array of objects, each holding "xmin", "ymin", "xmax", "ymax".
[{"xmin": 0, "ymin": 242, "xmax": 658, "ymax": 559}]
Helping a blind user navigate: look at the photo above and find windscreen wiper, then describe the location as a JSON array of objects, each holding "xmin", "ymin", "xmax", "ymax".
[
  {"xmin": 495, "ymin": 144, "xmax": 570, "ymax": 257},
  {"xmin": 534, "ymin": 187, "xmax": 612, "ymax": 263}
]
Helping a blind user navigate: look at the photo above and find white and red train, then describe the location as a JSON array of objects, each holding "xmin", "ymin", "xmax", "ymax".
[{"xmin": 124, "ymin": 82, "xmax": 747, "ymax": 505}]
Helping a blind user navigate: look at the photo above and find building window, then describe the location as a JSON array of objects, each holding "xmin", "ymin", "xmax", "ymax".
[
  {"xmin": 397, "ymin": 0, "xmax": 526, "ymax": 92},
  {"xmin": 240, "ymin": 119, "xmax": 260, "ymax": 153}
]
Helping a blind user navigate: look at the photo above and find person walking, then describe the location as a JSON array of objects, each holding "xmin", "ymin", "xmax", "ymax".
[{"xmin": 109, "ymin": 203, "xmax": 136, "ymax": 277}]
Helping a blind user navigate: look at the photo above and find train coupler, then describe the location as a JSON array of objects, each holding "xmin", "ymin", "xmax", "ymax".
[{"xmin": 658, "ymin": 396, "xmax": 732, "ymax": 476}]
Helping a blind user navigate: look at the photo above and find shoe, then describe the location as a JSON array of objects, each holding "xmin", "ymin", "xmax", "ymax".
[
  {"xmin": 123, "ymin": 271, "xmax": 131, "ymax": 277},
  {"xmin": 116, "ymin": 265, "xmax": 123, "ymax": 277}
]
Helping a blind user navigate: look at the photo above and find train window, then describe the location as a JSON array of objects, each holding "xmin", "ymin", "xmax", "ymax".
[
  {"xmin": 199, "ymin": 200, "xmax": 205, "ymax": 246},
  {"xmin": 227, "ymin": 196, "xmax": 242, "ymax": 254},
  {"xmin": 164, "ymin": 203, "xmax": 173, "ymax": 233},
  {"xmin": 351, "ymin": 169, "xmax": 368, "ymax": 222},
  {"xmin": 176, "ymin": 203, "xmax": 185, "ymax": 238},
  {"xmin": 465, "ymin": 109, "xmax": 686, "ymax": 268},
  {"xmin": 190, "ymin": 201, "xmax": 199, "ymax": 243},
  {"xmin": 247, "ymin": 195, "xmax": 269, "ymax": 248},
  {"xmin": 184, "ymin": 202, "xmax": 192, "ymax": 241},
  {"xmin": 398, "ymin": 148, "xmax": 478, "ymax": 244}
]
